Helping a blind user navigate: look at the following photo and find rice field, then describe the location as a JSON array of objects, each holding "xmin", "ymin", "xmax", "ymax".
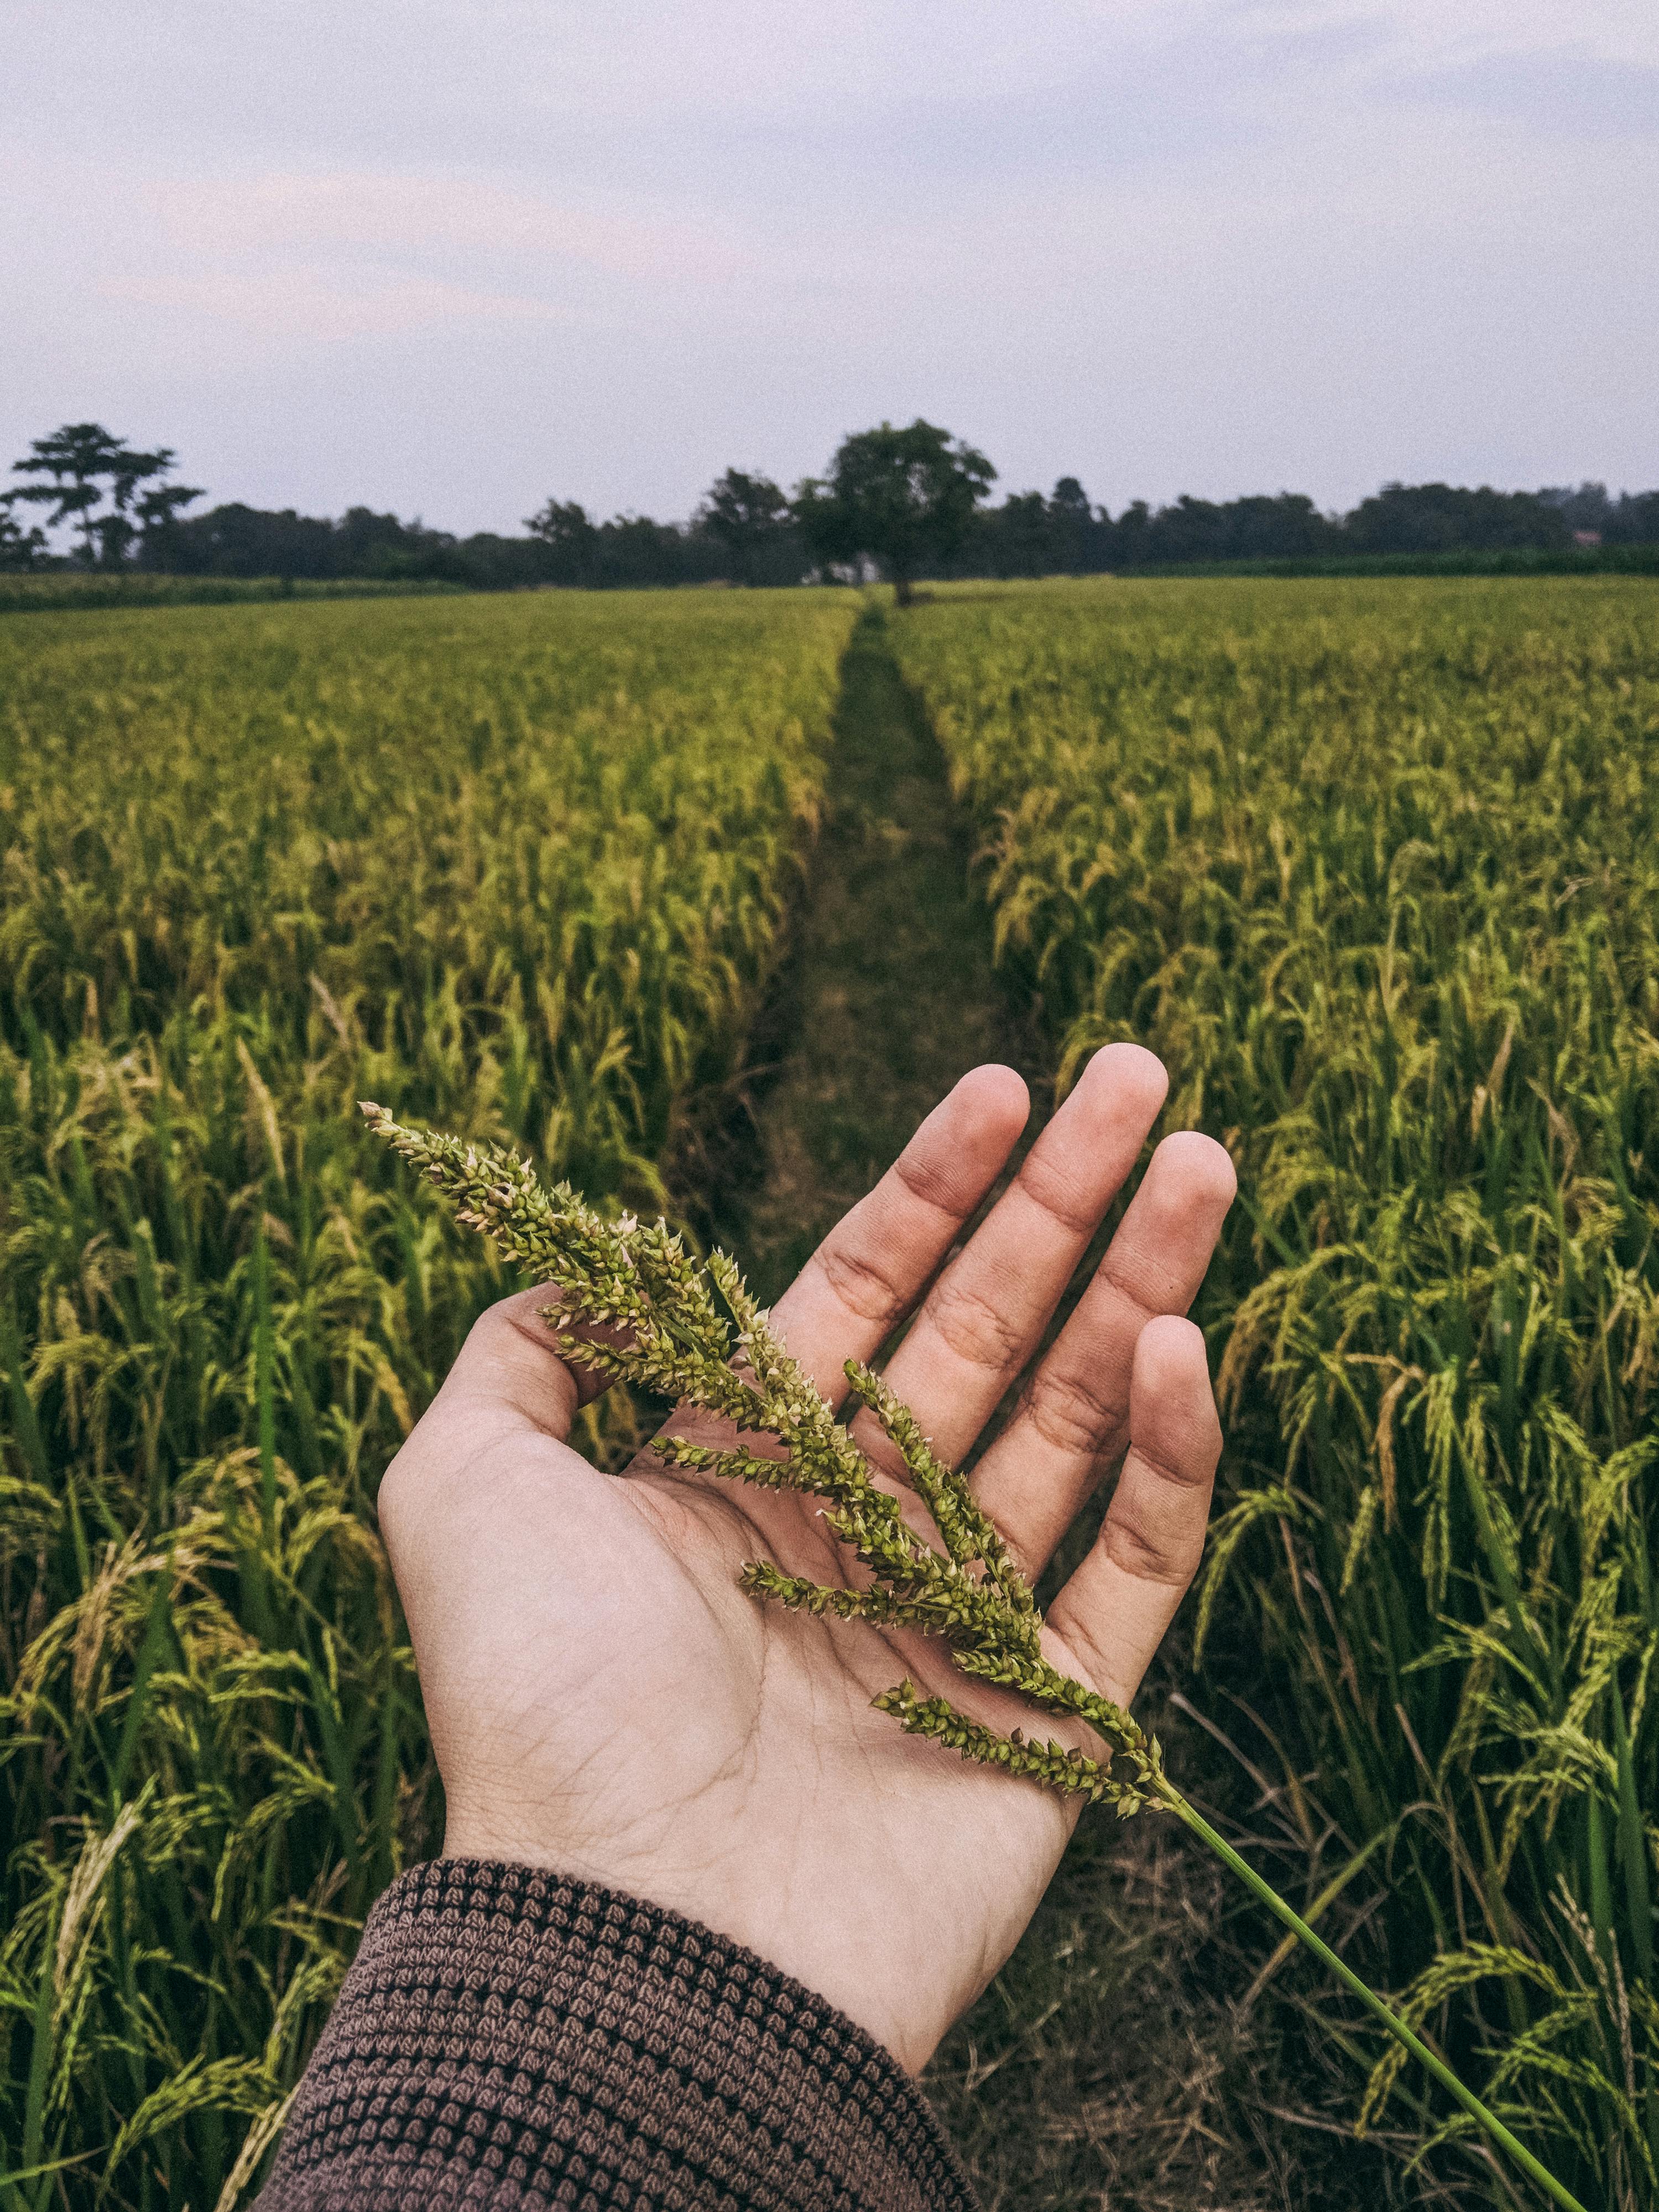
[
  {"xmin": 0, "ymin": 587, "xmax": 855, "ymax": 2205},
  {"xmin": 4, "ymin": 573, "xmax": 1656, "ymax": 2209},
  {"xmin": 891, "ymin": 576, "xmax": 1659, "ymax": 2208}
]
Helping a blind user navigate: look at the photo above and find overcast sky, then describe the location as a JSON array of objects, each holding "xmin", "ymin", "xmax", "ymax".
[{"xmin": 4, "ymin": 1, "xmax": 1655, "ymax": 534}]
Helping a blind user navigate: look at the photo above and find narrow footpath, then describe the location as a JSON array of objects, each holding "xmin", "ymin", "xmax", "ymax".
[
  {"xmin": 704, "ymin": 603, "xmax": 1037, "ymax": 1303},
  {"xmin": 698, "ymin": 605, "xmax": 1352, "ymax": 2212}
]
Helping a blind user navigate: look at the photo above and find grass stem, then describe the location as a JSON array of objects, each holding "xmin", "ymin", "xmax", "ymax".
[{"xmin": 1162, "ymin": 1788, "xmax": 1589, "ymax": 2212}]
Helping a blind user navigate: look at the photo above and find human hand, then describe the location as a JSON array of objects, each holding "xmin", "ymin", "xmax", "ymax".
[{"xmin": 378, "ymin": 1046, "xmax": 1236, "ymax": 2073}]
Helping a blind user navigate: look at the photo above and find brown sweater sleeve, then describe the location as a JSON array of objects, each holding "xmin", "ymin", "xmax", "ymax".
[{"xmin": 254, "ymin": 1858, "xmax": 979, "ymax": 2212}]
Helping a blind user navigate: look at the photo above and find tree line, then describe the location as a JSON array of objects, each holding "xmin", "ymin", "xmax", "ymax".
[{"xmin": 4, "ymin": 417, "xmax": 1656, "ymax": 592}]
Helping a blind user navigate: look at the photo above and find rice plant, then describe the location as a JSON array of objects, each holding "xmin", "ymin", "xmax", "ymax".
[
  {"xmin": 892, "ymin": 576, "xmax": 1659, "ymax": 2206},
  {"xmin": 0, "ymin": 587, "xmax": 855, "ymax": 2205}
]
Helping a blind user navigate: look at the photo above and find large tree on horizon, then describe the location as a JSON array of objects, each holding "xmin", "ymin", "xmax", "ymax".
[
  {"xmin": 795, "ymin": 420, "xmax": 995, "ymax": 603},
  {"xmin": 3, "ymin": 422, "xmax": 202, "ymax": 566}
]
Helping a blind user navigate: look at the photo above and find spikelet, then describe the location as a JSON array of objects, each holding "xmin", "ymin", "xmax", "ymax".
[{"xmin": 363, "ymin": 1104, "xmax": 1167, "ymax": 1814}]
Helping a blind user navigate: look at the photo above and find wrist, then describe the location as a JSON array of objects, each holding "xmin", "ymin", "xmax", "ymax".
[{"xmin": 260, "ymin": 1858, "xmax": 979, "ymax": 2210}]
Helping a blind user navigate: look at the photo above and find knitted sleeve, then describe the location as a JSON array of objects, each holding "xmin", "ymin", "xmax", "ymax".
[{"xmin": 254, "ymin": 1858, "xmax": 979, "ymax": 2212}]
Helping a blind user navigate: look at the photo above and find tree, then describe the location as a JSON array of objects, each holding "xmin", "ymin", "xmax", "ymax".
[
  {"xmin": 5, "ymin": 423, "xmax": 201, "ymax": 566},
  {"xmin": 148, "ymin": 502, "xmax": 339, "ymax": 580},
  {"xmin": 697, "ymin": 468, "xmax": 796, "ymax": 586},
  {"xmin": 1539, "ymin": 482, "xmax": 1659, "ymax": 546},
  {"xmin": 0, "ymin": 499, "xmax": 47, "ymax": 571},
  {"xmin": 1046, "ymin": 476, "xmax": 1095, "ymax": 572},
  {"xmin": 1345, "ymin": 482, "xmax": 1571, "ymax": 556},
  {"xmin": 1219, "ymin": 492, "xmax": 1335, "ymax": 560},
  {"xmin": 1604, "ymin": 489, "xmax": 1659, "ymax": 545},
  {"xmin": 524, "ymin": 497, "xmax": 599, "ymax": 586},
  {"xmin": 5, "ymin": 422, "xmax": 115, "ymax": 561},
  {"xmin": 588, "ymin": 514, "xmax": 694, "ymax": 590},
  {"xmin": 125, "ymin": 469, "xmax": 206, "ymax": 558},
  {"xmin": 1105, "ymin": 499, "xmax": 1154, "ymax": 567},
  {"xmin": 795, "ymin": 420, "xmax": 995, "ymax": 604},
  {"xmin": 975, "ymin": 490, "xmax": 1055, "ymax": 578}
]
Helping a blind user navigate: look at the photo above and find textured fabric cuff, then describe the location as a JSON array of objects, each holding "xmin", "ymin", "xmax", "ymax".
[{"xmin": 255, "ymin": 1858, "xmax": 979, "ymax": 2212}]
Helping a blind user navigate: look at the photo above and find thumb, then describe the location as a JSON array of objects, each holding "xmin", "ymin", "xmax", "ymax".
[
  {"xmin": 405, "ymin": 1284, "xmax": 609, "ymax": 1465},
  {"xmin": 375, "ymin": 1282, "xmax": 616, "ymax": 1558}
]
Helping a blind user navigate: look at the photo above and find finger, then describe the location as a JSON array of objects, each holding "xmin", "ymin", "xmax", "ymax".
[
  {"xmin": 1044, "ymin": 1315, "xmax": 1223, "ymax": 1710},
  {"xmin": 389, "ymin": 1286, "xmax": 588, "ymax": 1483},
  {"xmin": 972, "ymin": 1130, "xmax": 1235, "ymax": 1576},
  {"xmin": 769, "ymin": 1063, "xmax": 1030, "ymax": 1400},
  {"xmin": 854, "ymin": 1044, "xmax": 1167, "ymax": 1477}
]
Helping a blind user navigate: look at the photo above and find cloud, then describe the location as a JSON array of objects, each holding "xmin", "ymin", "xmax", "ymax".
[
  {"xmin": 95, "ymin": 168, "xmax": 747, "ymax": 353},
  {"xmin": 4, "ymin": 0, "xmax": 1655, "ymax": 528},
  {"xmin": 144, "ymin": 171, "xmax": 744, "ymax": 283},
  {"xmin": 1386, "ymin": 45, "xmax": 1659, "ymax": 137},
  {"xmin": 105, "ymin": 266, "xmax": 561, "ymax": 340},
  {"xmin": 1204, "ymin": 0, "xmax": 1659, "ymax": 68}
]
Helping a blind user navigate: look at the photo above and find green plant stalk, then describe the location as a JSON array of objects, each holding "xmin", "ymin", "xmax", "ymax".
[
  {"xmin": 1159, "ymin": 1791, "xmax": 1588, "ymax": 2212},
  {"xmin": 366, "ymin": 1107, "xmax": 1589, "ymax": 2212}
]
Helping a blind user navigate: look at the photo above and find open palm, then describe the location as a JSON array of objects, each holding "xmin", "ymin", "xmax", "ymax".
[{"xmin": 379, "ymin": 1045, "xmax": 1236, "ymax": 2073}]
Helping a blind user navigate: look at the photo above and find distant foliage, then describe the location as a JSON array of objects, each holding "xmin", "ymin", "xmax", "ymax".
[
  {"xmin": 7, "ymin": 415, "xmax": 1656, "ymax": 597},
  {"xmin": 952, "ymin": 482, "xmax": 1598, "ymax": 577},
  {"xmin": 1538, "ymin": 483, "xmax": 1659, "ymax": 547},
  {"xmin": 1344, "ymin": 482, "xmax": 1573, "ymax": 555},
  {"xmin": 0, "ymin": 587, "xmax": 857, "ymax": 2203},
  {"xmin": 893, "ymin": 576, "xmax": 1659, "ymax": 2208}
]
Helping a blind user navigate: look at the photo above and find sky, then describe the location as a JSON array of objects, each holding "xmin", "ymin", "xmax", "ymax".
[{"xmin": 3, "ymin": 1, "xmax": 1656, "ymax": 535}]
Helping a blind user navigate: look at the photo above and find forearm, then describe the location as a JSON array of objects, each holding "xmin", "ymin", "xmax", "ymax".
[{"xmin": 255, "ymin": 1859, "xmax": 978, "ymax": 2212}]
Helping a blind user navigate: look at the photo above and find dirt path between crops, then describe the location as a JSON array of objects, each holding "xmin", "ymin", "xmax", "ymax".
[
  {"xmin": 698, "ymin": 601, "xmax": 1042, "ymax": 1298},
  {"xmin": 691, "ymin": 606, "xmax": 1387, "ymax": 2212}
]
